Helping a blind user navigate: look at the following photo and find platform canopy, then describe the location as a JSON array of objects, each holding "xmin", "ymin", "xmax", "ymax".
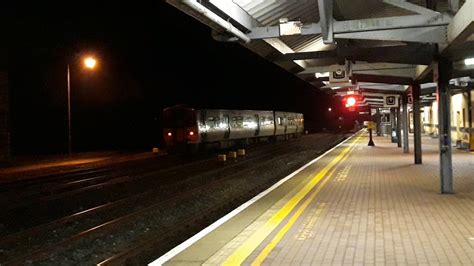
[{"xmin": 168, "ymin": 0, "xmax": 474, "ymax": 105}]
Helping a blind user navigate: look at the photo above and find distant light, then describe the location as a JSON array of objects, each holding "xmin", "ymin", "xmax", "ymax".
[
  {"xmin": 167, "ymin": 132, "xmax": 172, "ymax": 137},
  {"xmin": 84, "ymin": 57, "xmax": 97, "ymax": 69},
  {"xmin": 465, "ymin": 58, "xmax": 474, "ymax": 66},
  {"xmin": 328, "ymin": 107, "xmax": 332, "ymax": 112},
  {"xmin": 189, "ymin": 131, "xmax": 194, "ymax": 136}
]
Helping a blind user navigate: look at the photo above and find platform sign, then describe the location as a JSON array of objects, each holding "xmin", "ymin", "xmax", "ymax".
[
  {"xmin": 383, "ymin": 95, "xmax": 399, "ymax": 108},
  {"xmin": 279, "ymin": 18, "xmax": 303, "ymax": 36},
  {"xmin": 367, "ymin": 121, "xmax": 376, "ymax": 129},
  {"xmin": 329, "ymin": 61, "xmax": 352, "ymax": 86}
]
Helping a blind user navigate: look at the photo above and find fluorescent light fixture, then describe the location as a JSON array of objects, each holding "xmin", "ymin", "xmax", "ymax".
[
  {"xmin": 465, "ymin": 58, "xmax": 474, "ymax": 66},
  {"xmin": 315, "ymin": 72, "xmax": 330, "ymax": 78}
]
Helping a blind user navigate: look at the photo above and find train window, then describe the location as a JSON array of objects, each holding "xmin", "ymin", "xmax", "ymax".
[
  {"xmin": 231, "ymin": 117, "xmax": 238, "ymax": 128},
  {"xmin": 288, "ymin": 117, "xmax": 294, "ymax": 126},
  {"xmin": 163, "ymin": 107, "xmax": 197, "ymax": 128},
  {"xmin": 207, "ymin": 117, "xmax": 217, "ymax": 129},
  {"xmin": 244, "ymin": 117, "xmax": 256, "ymax": 128},
  {"xmin": 260, "ymin": 117, "xmax": 271, "ymax": 126},
  {"xmin": 207, "ymin": 117, "xmax": 214, "ymax": 126},
  {"xmin": 231, "ymin": 116, "xmax": 244, "ymax": 128},
  {"xmin": 237, "ymin": 117, "xmax": 244, "ymax": 127},
  {"xmin": 277, "ymin": 117, "xmax": 284, "ymax": 126}
]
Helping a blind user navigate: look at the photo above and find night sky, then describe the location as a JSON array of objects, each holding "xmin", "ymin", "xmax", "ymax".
[{"xmin": 6, "ymin": 3, "xmax": 346, "ymax": 155}]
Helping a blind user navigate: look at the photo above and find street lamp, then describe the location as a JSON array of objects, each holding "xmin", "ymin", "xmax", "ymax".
[
  {"xmin": 67, "ymin": 56, "xmax": 98, "ymax": 157},
  {"xmin": 84, "ymin": 57, "xmax": 97, "ymax": 69}
]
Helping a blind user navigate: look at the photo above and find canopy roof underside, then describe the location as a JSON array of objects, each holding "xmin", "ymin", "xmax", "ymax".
[{"xmin": 168, "ymin": 0, "xmax": 474, "ymax": 106}]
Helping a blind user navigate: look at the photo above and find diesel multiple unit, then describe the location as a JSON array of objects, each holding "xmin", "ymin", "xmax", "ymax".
[{"xmin": 163, "ymin": 105, "xmax": 304, "ymax": 150}]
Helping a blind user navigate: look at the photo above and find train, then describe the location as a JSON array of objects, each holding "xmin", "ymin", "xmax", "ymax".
[
  {"xmin": 163, "ymin": 105, "xmax": 304, "ymax": 151},
  {"xmin": 421, "ymin": 89, "xmax": 474, "ymax": 150}
]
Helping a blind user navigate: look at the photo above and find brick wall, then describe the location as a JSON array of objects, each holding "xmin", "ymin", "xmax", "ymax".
[{"xmin": 0, "ymin": 71, "xmax": 10, "ymax": 161}]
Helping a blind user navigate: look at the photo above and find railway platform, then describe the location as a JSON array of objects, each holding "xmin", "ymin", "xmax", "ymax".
[{"xmin": 153, "ymin": 131, "xmax": 474, "ymax": 265}]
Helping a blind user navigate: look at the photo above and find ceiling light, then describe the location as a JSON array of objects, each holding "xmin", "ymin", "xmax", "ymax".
[{"xmin": 465, "ymin": 58, "xmax": 474, "ymax": 66}]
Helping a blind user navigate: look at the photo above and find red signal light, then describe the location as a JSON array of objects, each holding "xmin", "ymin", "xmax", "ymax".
[
  {"xmin": 189, "ymin": 131, "xmax": 194, "ymax": 136},
  {"xmin": 346, "ymin": 96, "xmax": 356, "ymax": 107},
  {"xmin": 167, "ymin": 132, "xmax": 172, "ymax": 137}
]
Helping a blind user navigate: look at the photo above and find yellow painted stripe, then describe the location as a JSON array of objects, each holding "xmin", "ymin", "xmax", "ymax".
[
  {"xmin": 222, "ymin": 135, "xmax": 362, "ymax": 265},
  {"xmin": 251, "ymin": 148, "xmax": 354, "ymax": 265}
]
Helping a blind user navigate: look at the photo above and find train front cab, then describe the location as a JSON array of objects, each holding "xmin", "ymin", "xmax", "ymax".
[{"xmin": 163, "ymin": 106, "xmax": 199, "ymax": 152}]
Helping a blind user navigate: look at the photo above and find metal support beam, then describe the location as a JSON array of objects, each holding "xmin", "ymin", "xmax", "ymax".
[
  {"xmin": 335, "ymin": 26, "xmax": 448, "ymax": 43},
  {"xmin": 390, "ymin": 108, "xmax": 396, "ymax": 143},
  {"xmin": 383, "ymin": 0, "xmax": 440, "ymax": 16},
  {"xmin": 208, "ymin": 0, "xmax": 255, "ymax": 30},
  {"xmin": 402, "ymin": 93, "xmax": 410, "ymax": 153},
  {"xmin": 277, "ymin": 44, "xmax": 435, "ymax": 65},
  {"xmin": 181, "ymin": 0, "xmax": 250, "ymax": 43},
  {"xmin": 396, "ymin": 105, "xmax": 402, "ymax": 148},
  {"xmin": 375, "ymin": 108, "xmax": 382, "ymax": 136},
  {"xmin": 333, "ymin": 14, "xmax": 449, "ymax": 33},
  {"xmin": 352, "ymin": 74, "xmax": 414, "ymax": 85},
  {"xmin": 435, "ymin": 59, "xmax": 454, "ymax": 193},
  {"xmin": 247, "ymin": 24, "xmax": 322, "ymax": 39},
  {"xmin": 248, "ymin": 14, "xmax": 450, "ymax": 41},
  {"xmin": 318, "ymin": 0, "xmax": 334, "ymax": 44},
  {"xmin": 445, "ymin": 0, "xmax": 474, "ymax": 49},
  {"xmin": 412, "ymin": 84, "xmax": 423, "ymax": 164}
]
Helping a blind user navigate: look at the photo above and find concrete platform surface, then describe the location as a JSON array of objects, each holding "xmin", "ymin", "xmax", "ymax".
[{"xmin": 153, "ymin": 132, "xmax": 474, "ymax": 265}]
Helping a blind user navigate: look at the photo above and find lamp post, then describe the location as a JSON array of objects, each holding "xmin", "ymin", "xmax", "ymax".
[{"xmin": 67, "ymin": 56, "xmax": 97, "ymax": 157}]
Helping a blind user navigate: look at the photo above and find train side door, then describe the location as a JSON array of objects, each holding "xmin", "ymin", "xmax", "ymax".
[
  {"xmin": 223, "ymin": 114, "xmax": 230, "ymax": 139},
  {"xmin": 254, "ymin": 114, "xmax": 260, "ymax": 136},
  {"xmin": 295, "ymin": 116, "xmax": 299, "ymax": 133},
  {"xmin": 200, "ymin": 110, "xmax": 207, "ymax": 143}
]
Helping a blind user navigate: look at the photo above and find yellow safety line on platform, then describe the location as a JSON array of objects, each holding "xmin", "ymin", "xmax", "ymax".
[
  {"xmin": 251, "ymin": 146, "xmax": 354, "ymax": 265},
  {"xmin": 222, "ymin": 134, "xmax": 362, "ymax": 266}
]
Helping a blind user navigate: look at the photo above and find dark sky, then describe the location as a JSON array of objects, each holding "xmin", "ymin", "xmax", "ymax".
[{"xmin": 5, "ymin": 2, "xmax": 344, "ymax": 155}]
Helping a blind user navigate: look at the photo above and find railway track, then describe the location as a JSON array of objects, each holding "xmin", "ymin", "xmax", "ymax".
[
  {"xmin": 0, "ymin": 141, "xmax": 286, "ymax": 236},
  {"xmin": 0, "ymin": 133, "xmax": 346, "ymax": 265}
]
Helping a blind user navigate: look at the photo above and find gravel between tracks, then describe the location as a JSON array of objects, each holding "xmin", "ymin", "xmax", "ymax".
[{"xmin": 2, "ymin": 133, "xmax": 347, "ymax": 265}]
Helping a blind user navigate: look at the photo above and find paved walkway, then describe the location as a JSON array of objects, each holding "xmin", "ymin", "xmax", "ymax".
[{"xmin": 155, "ymin": 132, "xmax": 474, "ymax": 265}]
